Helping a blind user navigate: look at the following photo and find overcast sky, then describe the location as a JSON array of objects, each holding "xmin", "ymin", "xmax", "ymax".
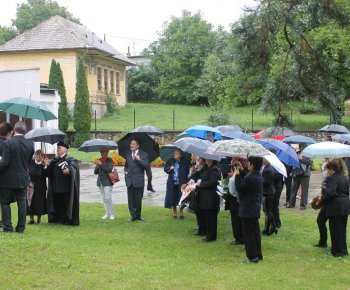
[{"xmin": 1, "ymin": 0, "xmax": 257, "ymax": 55}]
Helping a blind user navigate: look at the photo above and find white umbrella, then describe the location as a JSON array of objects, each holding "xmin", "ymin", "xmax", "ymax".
[
  {"xmin": 301, "ymin": 141, "xmax": 350, "ymax": 158},
  {"xmin": 264, "ymin": 152, "xmax": 287, "ymax": 177}
]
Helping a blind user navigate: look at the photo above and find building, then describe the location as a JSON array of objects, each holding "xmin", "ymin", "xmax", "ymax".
[{"xmin": 0, "ymin": 15, "xmax": 134, "ymax": 119}]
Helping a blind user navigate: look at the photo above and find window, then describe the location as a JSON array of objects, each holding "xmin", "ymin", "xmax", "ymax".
[
  {"xmin": 120, "ymin": 67, "xmax": 125, "ymax": 81},
  {"xmin": 110, "ymin": 71, "xmax": 114, "ymax": 94},
  {"xmin": 116, "ymin": 71, "xmax": 120, "ymax": 95},
  {"xmin": 97, "ymin": 67, "xmax": 102, "ymax": 91},
  {"xmin": 104, "ymin": 69, "xmax": 108, "ymax": 91}
]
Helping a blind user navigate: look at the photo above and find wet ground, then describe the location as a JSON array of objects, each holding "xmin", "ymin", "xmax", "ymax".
[{"xmin": 79, "ymin": 162, "xmax": 324, "ymax": 208}]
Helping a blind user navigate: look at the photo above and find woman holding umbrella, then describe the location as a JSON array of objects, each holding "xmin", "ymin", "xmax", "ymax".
[{"xmin": 164, "ymin": 148, "xmax": 190, "ymax": 219}]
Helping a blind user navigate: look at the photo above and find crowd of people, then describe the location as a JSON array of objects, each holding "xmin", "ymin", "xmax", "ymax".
[{"xmin": 0, "ymin": 122, "xmax": 349, "ymax": 262}]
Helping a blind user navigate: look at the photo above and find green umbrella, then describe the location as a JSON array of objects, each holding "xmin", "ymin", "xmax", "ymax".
[{"xmin": 0, "ymin": 97, "xmax": 57, "ymax": 121}]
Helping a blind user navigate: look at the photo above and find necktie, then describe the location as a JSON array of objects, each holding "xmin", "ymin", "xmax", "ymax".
[{"xmin": 132, "ymin": 152, "xmax": 135, "ymax": 160}]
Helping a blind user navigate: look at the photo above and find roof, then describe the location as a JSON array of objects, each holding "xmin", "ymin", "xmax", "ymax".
[{"xmin": 0, "ymin": 15, "xmax": 134, "ymax": 65}]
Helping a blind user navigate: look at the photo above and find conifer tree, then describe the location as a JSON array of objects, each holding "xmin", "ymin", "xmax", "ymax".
[{"xmin": 73, "ymin": 58, "xmax": 91, "ymax": 146}]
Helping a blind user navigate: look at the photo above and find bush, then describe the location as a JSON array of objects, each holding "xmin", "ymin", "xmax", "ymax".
[
  {"xmin": 206, "ymin": 109, "xmax": 230, "ymax": 126},
  {"xmin": 105, "ymin": 92, "xmax": 118, "ymax": 115}
]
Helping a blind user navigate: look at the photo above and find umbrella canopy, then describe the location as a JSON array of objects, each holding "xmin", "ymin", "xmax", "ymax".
[
  {"xmin": 24, "ymin": 127, "xmax": 65, "ymax": 144},
  {"xmin": 78, "ymin": 139, "xmax": 118, "ymax": 152},
  {"xmin": 184, "ymin": 125, "xmax": 222, "ymax": 140},
  {"xmin": 117, "ymin": 133, "xmax": 160, "ymax": 162},
  {"xmin": 0, "ymin": 97, "xmax": 57, "ymax": 121},
  {"xmin": 254, "ymin": 127, "xmax": 295, "ymax": 140},
  {"xmin": 332, "ymin": 133, "xmax": 350, "ymax": 143},
  {"xmin": 131, "ymin": 125, "xmax": 164, "ymax": 135},
  {"xmin": 160, "ymin": 144, "xmax": 191, "ymax": 162},
  {"xmin": 174, "ymin": 131, "xmax": 193, "ymax": 141},
  {"xmin": 319, "ymin": 124, "xmax": 350, "ymax": 134},
  {"xmin": 222, "ymin": 131, "xmax": 256, "ymax": 142},
  {"xmin": 215, "ymin": 125, "xmax": 242, "ymax": 133},
  {"xmin": 207, "ymin": 139, "xmax": 269, "ymax": 158},
  {"xmin": 283, "ymin": 135, "xmax": 316, "ymax": 145},
  {"xmin": 264, "ymin": 152, "xmax": 287, "ymax": 177},
  {"xmin": 258, "ymin": 139, "xmax": 300, "ymax": 167},
  {"xmin": 301, "ymin": 141, "xmax": 350, "ymax": 158}
]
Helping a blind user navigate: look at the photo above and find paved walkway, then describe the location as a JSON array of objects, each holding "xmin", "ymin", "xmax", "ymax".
[{"xmin": 80, "ymin": 162, "xmax": 324, "ymax": 207}]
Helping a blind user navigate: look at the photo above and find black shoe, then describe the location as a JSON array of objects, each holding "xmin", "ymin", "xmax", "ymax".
[
  {"xmin": 243, "ymin": 258, "xmax": 259, "ymax": 263},
  {"xmin": 262, "ymin": 230, "xmax": 269, "ymax": 235},
  {"xmin": 27, "ymin": 220, "xmax": 35, "ymax": 225},
  {"xmin": 313, "ymin": 243, "xmax": 327, "ymax": 248},
  {"xmin": 128, "ymin": 217, "xmax": 137, "ymax": 222},
  {"xmin": 147, "ymin": 186, "xmax": 155, "ymax": 192},
  {"xmin": 286, "ymin": 204, "xmax": 295, "ymax": 208},
  {"xmin": 231, "ymin": 240, "xmax": 244, "ymax": 245},
  {"xmin": 194, "ymin": 232, "xmax": 206, "ymax": 236},
  {"xmin": 202, "ymin": 237, "xmax": 216, "ymax": 242},
  {"xmin": 137, "ymin": 217, "xmax": 145, "ymax": 222},
  {"xmin": 300, "ymin": 206, "xmax": 307, "ymax": 210},
  {"xmin": 267, "ymin": 229, "xmax": 278, "ymax": 236}
]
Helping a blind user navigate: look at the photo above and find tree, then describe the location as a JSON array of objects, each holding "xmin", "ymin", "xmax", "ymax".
[
  {"xmin": 146, "ymin": 10, "xmax": 216, "ymax": 104},
  {"xmin": 73, "ymin": 58, "xmax": 91, "ymax": 147},
  {"xmin": 0, "ymin": 26, "xmax": 17, "ymax": 45},
  {"xmin": 12, "ymin": 0, "xmax": 80, "ymax": 34},
  {"xmin": 48, "ymin": 59, "xmax": 69, "ymax": 132}
]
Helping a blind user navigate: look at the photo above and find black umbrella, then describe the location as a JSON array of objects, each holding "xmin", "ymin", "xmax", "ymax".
[
  {"xmin": 160, "ymin": 144, "xmax": 191, "ymax": 162},
  {"xmin": 78, "ymin": 139, "xmax": 118, "ymax": 152},
  {"xmin": 131, "ymin": 125, "xmax": 164, "ymax": 135},
  {"xmin": 24, "ymin": 127, "xmax": 66, "ymax": 144},
  {"xmin": 117, "ymin": 133, "xmax": 160, "ymax": 162},
  {"xmin": 319, "ymin": 124, "xmax": 350, "ymax": 134}
]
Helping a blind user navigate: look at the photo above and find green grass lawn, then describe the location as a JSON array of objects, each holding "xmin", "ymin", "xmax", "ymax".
[
  {"xmin": 69, "ymin": 102, "xmax": 350, "ymax": 132},
  {"xmin": 1, "ymin": 203, "xmax": 349, "ymax": 289}
]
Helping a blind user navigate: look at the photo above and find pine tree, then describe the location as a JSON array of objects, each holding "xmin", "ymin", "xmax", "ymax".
[{"xmin": 73, "ymin": 57, "xmax": 91, "ymax": 146}]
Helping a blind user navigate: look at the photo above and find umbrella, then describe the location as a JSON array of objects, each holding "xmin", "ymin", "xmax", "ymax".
[
  {"xmin": 174, "ymin": 137, "xmax": 221, "ymax": 161},
  {"xmin": 254, "ymin": 127, "xmax": 295, "ymax": 140},
  {"xmin": 222, "ymin": 131, "xmax": 256, "ymax": 142},
  {"xmin": 215, "ymin": 125, "xmax": 242, "ymax": 133},
  {"xmin": 24, "ymin": 127, "xmax": 65, "ymax": 144},
  {"xmin": 283, "ymin": 135, "xmax": 316, "ymax": 145},
  {"xmin": 78, "ymin": 139, "xmax": 118, "ymax": 152},
  {"xmin": 319, "ymin": 124, "xmax": 350, "ymax": 134},
  {"xmin": 258, "ymin": 139, "xmax": 300, "ymax": 167},
  {"xmin": 332, "ymin": 133, "xmax": 350, "ymax": 143},
  {"xmin": 131, "ymin": 125, "xmax": 164, "ymax": 135},
  {"xmin": 184, "ymin": 125, "xmax": 222, "ymax": 140},
  {"xmin": 117, "ymin": 133, "xmax": 160, "ymax": 162},
  {"xmin": 301, "ymin": 141, "xmax": 350, "ymax": 158},
  {"xmin": 0, "ymin": 97, "xmax": 57, "ymax": 121},
  {"xmin": 207, "ymin": 139, "xmax": 269, "ymax": 158},
  {"xmin": 174, "ymin": 131, "xmax": 193, "ymax": 141},
  {"xmin": 160, "ymin": 144, "xmax": 191, "ymax": 162},
  {"xmin": 264, "ymin": 152, "xmax": 287, "ymax": 177}
]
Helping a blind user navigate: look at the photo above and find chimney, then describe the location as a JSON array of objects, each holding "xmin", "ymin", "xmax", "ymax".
[{"xmin": 127, "ymin": 46, "xmax": 131, "ymax": 57}]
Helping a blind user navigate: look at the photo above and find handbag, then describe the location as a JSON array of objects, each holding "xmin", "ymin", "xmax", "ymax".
[
  {"xmin": 310, "ymin": 195, "xmax": 324, "ymax": 210},
  {"xmin": 188, "ymin": 189, "xmax": 200, "ymax": 211},
  {"xmin": 108, "ymin": 167, "xmax": 120, "ymax": 184}
]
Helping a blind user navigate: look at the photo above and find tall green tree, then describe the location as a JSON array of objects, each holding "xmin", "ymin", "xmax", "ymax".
[
  {"xmin": 146, "ymin": 11, "xmax": 216, "ymax": 104},
  {"xmin": 48, "ymin": 59, "xmax": 69, "ymax": 132},
  {"xmin": 13, "ymin": 0, "xmax": 80, "ymax": 34},
  {"xmin": 73, "ymin": 58, "xmax": 91, "ymax": 147},
  {"xmin": 0, "ymin": 26, "xmax": 17, "ymax": 45}
]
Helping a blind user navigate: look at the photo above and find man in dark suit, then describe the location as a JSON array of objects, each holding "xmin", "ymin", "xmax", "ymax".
[
  {"xmin": 0, "ymin": 121, "xmax": 34, "ymax": 233},
  {"xmin": 124, "ymin": 138, "xmax": 149, "ymax": 221}
]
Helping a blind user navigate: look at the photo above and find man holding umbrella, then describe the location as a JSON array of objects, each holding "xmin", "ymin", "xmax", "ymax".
[{"xmin": 124, "ymin": 138, "xmax": 149, "ymax": 222}]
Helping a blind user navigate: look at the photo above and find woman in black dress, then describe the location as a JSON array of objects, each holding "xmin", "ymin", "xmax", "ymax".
[{"xmin": 27, "ymin": 150, "xmax": 47, "ymax": 224}]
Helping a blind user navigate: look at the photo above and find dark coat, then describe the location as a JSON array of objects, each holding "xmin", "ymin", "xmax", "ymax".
[
  {"xmin": 46, "ymin": 154, "xmax": 80, "ymax": 225},
  {"xmin": 198, "ymin": 165, "xmax": 221, "ymax": 210},
  {"xmin": 262, "ymin": 163, "xmax": 275, "ymax": 196},
  {"xmin": 94, "ymin": 157, "xmax": 114, "ymax": 187},
  {"xmin": 0, "ymin": 135, "xmax": 34, "ymax": 189},
  {"xmin": 124, "ymin": 150, "xmax": 149, "ymax": 188},
  {"xmin": 164, "ymin": 157, "xmax": 190, "ymax": 208},
  {"xmin": 235, "ymin": 170, "xmax": 263, "ymax": 219},
  {"xmin": 322, "ymin": 172, "xmax": 350, "ymax": 217},
  {"xmin": 293, "ymin": 154, "xmax": 312, "ymax": 177}
]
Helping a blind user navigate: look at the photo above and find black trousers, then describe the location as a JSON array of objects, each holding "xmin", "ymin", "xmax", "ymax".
[
  {"xmin": 195, "ymin": 209, "xmax": 206, "ymax": 235},
  {"xmin": 241, "ymin": 218, "xmax": 263, "ymax": 260},
  {"xmin": 263, "ymin": 195, "xmax": 277, "ymax": 233},
  {"xmin": 51, "ymin": 191, "xmax": 70, "ymax": 224},
  {"xmin": 127, "ymin": 185, "xmax": 144, "ymax": 219},
  {"xmin": 316, "ymin": 206, "xmax": 328, "ymax": 246},
  {"xmin": 284, "ymin": 176, "xmax": 292, "ymax": 203},
  {"xmin": 145, "ymin": 166, "xmax": 153, "ymax": 188},
  {"xmin": 202, "ymin": 208, "xmax": 218, "ymax": 241},
  {"xmin": 272, "ymin": 188, "xmax": 282, "ymax": 228},
  {"xmin": 229, "ymin": 197, "xmax": 244, "ymax": 243},
  {"xmin": 329, "ymin": 215, "xmax": 348, "ymax": 256},
  {"xmin": 1, "ymin": 187, "xmax": 27, "ymax": 232}
]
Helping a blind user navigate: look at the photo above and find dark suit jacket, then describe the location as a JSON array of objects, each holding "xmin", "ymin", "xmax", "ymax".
[
  {"xmin": 235, "ymin": 170, "xmax": 263, "ymax": 219},
  {"xmin": 0, "ymin": 135, "xmax": 34, "ymax": 189},
  {"xmin": 262, "ymin": 163, "xmax": 275, "ymax": 196},
  {"xmin": 322, "ymin": 172, "xmax": 350, "ymax": 217},
  {"xmin": 198, "ymin": 165, "xmax": 221, "ymax": 210},
  {"xmin": 124, "ymin": 149, "xmax": 149, "ymax": 188}
]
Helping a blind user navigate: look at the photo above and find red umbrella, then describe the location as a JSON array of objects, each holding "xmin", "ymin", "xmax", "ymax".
[{"xmin": 253, "ymin": 127, "xmax": 295, "ymax": 140}]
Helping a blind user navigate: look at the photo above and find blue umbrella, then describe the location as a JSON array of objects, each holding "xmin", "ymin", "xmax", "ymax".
[
  {"xmin": 259, "ymin": 139, "xmax": 300, "ymax": 167},
  {"xmin": 222, "ymin": 131, "xmax": 256, "ymax": 142},
  {"xmin": 283, "ymin": 135, "xmax": 316, "ymax": 145},
  {"xmin": 184, "ymin": 125, "xmax": 222, "ymax": 140}
]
